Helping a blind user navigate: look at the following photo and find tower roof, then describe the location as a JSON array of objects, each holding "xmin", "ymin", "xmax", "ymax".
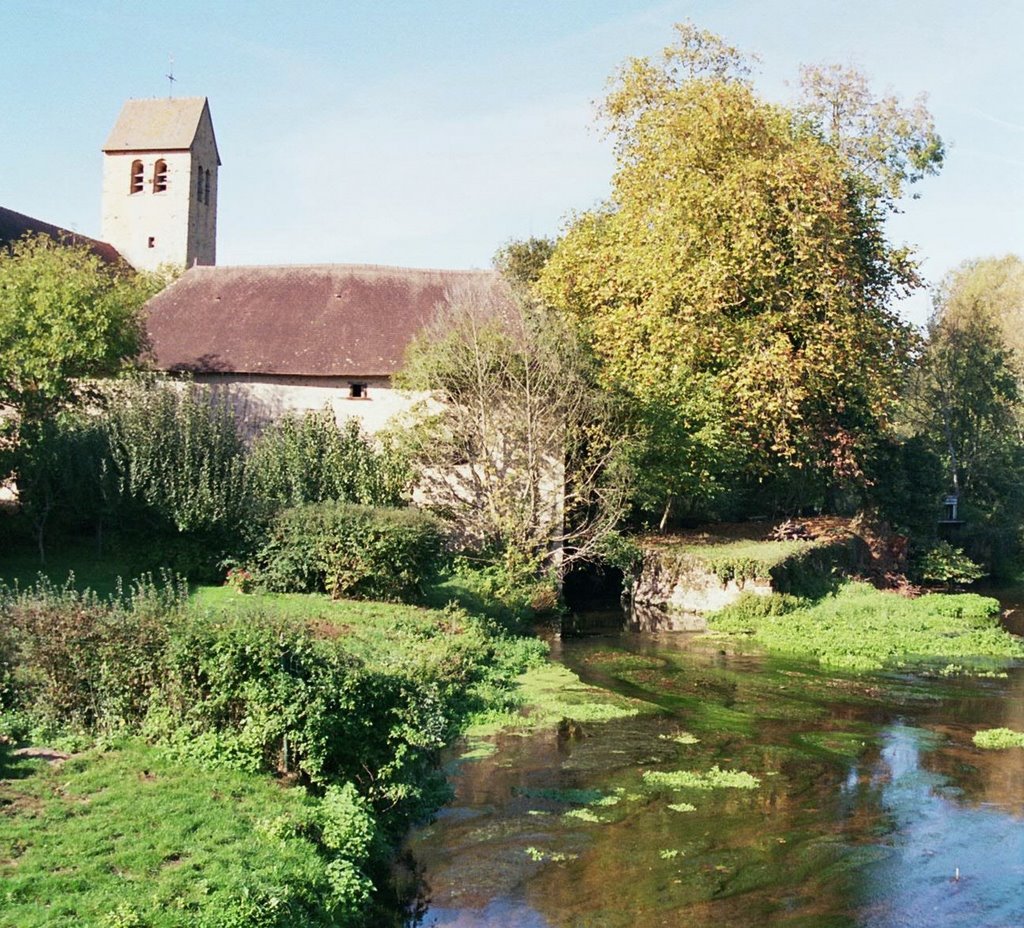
[{"xmin": 103, "ymin": 97, "xmax": 220, "ymax": 163}]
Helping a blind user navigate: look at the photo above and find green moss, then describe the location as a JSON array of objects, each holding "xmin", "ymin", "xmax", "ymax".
[
  {"xmin": 973, "ymin": 728, "xmax": 1024, "ymax": 749},
  {"xmin": 708, "ymin": 581, "xmax": 1024, "ymax": 671}
]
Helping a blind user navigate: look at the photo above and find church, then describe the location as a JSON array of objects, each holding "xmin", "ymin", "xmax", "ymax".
[{"xmin": 2, "ymin": 97, "xmax": 503, "ymax": 434}]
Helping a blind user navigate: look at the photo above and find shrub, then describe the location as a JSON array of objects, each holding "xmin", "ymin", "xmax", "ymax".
[
  {"xmin": 104, "ymin": 381, "xmax": 251, "ymax": 534},
  {"xmin": 246, "ymin": 410, "xmax": 411, "ymax": 512},
  {"xmin": 250, "ymin": 502, "xmax": 443, "ymax": 601},
  {"xmin": 0, "ymin": 575, "xmax": 185, "ymax": 733},
  {"xmin": 914, "ymin": 541, "xmax": 986, "ymax": 587}
]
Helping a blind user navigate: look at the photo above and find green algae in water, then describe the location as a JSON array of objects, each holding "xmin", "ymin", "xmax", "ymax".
[
  {"xmin": 667, "ymin": 801, "xmax": 697, "ymax": 813},
  {"xmin": 643, "ymin": 765, "xmax": 761, "ymax": 790},
  {"xmin": 973, "ymin": 727, "xmax": 1024, "ymax": 749},
  {"xmin": 660, "ymin": 731, "xmax": 700, "ymax": 744},
  {"xmin": 516, "ymin": 786, "xmax": 607, "ymax": 805}
]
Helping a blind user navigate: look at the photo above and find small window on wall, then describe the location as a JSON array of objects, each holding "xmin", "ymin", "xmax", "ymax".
[
  {"xmin": 348, "ymin": 382, "xmax": 367, "ymax": 399},
  {"xmin": 204, "ymin": 169, "xmax": 211, "ymax": 205},
  {"xmin": 196, "ymin": 167, "xmax": 204, "ymax": 203},
  {"xmin": 153, "ymin": 159, "xmax": 168, "ymax": 193},
  {"xmin": 130, "ymin": 160, "xmax": 144, "ymax": 194}
]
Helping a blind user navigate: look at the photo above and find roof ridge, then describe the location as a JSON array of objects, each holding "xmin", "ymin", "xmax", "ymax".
[{"xmin": 187, "ymin": 262, "xmax": 497, "ymax": 275}]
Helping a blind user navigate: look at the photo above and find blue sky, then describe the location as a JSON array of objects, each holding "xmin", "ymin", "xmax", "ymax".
[{"xmin": 1, "ymin": 0, "xmax": 1021, "ymax": 324}]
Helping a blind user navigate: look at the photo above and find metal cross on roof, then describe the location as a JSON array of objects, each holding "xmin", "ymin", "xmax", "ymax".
[{"xmin": 166, "ymin": 55, "xmax": 176, "ymax": 97}]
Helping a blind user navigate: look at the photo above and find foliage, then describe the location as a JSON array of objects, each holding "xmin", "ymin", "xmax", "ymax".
[
  {"xmin": 642, "ymin": 765, "xmax": 761, "ymax": 790},
  {"xmin": 707, "ymin": 581, "xmax": 1023, "ymax": 671},
  {"xmin": 861, "ymin": 435, "xmax": 946, "ymax": 538},
  {"xmin": 0, "ymin": 740, "xmax": 378, "ymax": 927},
  {"xmin": 972, "ymin": 727, "xmax": 1024, "ymax": 750},
  {"xmin": 104, "ymin": 380, "xmax": 251, "ymax": 539},
  {"xmin": 397, "ymin": 280, "xmax": 629, "ymax": 579},
  {"xmin": 246, "ymin": 409, "xmax": 411, "ymax": 512},
  {"xmin": 493, "ymin": 236, "xmax": 556, "ymax": 289},
  {"xmin": 906, "ymin": 312, "xmax": 1021, "ymax": 500},
  {"xmin": 931, "ymin": 255, "xmax": 1024, "ymax": 371},
  {"xmin": 249, "ymin": 501, "xmax": 443, "ymax": 601},
  {"xmin": 914, "ymin": 542, "xmax": 986, "ymax": 587},
  {"xmin": 0, "ymin": 235, "xmax": 157, "ymax": 424},
  {"xmin": 4, "ymin": 411, "xmax": 116, "ymax": 561},
  {"xmin": 1, "ymin": 576, "xmax": 548, "ymax": 827},
  {"xmin": 796, "ymin": 62, "xmax": 943, "ymax": 209},
  {"xmin": 0, "ymin": 575, "xmax": 186, "ymax": 734},
  {"xmin": 538, "ymin": 23, "xmax": 939, "ymax": 518}
]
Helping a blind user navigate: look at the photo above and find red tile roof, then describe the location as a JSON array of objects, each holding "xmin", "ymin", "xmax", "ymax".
[
  {"xmin": 0, "ymin": 206, "xmax": 124, "ymax": 265},
  {"xmin": 145, "ymin": 263, "xmax": 505, "ymax": 377}
]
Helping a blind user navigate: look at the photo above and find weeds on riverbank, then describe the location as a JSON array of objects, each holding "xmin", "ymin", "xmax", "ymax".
[
  {"xmin": 707, "ymin": 581, "xmax": 1024, "ymax": 671},
  {"xmin": 0, "ymin": 575, "xmax": 547, "ymax": 926}
]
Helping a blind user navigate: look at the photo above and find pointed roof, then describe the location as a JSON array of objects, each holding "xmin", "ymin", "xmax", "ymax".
[
  {"xmin": 145, "ymin": 263, "xmax": 508, "ymax": 377},
  {"xmin": 103, "ymin": 97, "xmax": 220, "ymax": 163}
]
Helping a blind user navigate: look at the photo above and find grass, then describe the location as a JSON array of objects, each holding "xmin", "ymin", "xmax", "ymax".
[
  {"xmin": 708, "ymin": 581, "xmax": 1024, "ymax": 671},
  {"xmin": 0, "ymin": 740, "xmax": 331, "ymax": 928},
  {"xmin": 0, "ymin": 539, "xmax": 157, "ymax": 598},
  {"xmin": 973, "ymin": 728, "xmax": 1024, "ymax": 749}
]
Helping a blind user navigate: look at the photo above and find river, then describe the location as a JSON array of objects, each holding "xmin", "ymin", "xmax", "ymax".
[{"xmin": 398, "ymin": 597, "xmax": 1024, "ymax": 928}]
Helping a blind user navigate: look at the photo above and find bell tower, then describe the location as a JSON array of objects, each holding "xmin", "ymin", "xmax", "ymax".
[{"xmin": 101, "ymin": 97, "xmax": 220, "ymax": 272}]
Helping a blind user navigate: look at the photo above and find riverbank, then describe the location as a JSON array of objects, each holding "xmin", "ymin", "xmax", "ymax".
[
  {"xmin": 0, "ymin": 575, "xmax": 549, "ymax": 927},
  {"xmin": 706, "ymin": 581, "xmax": 1024, "ymax": 671}
]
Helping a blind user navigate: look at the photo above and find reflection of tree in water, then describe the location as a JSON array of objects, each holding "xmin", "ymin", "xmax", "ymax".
[
  {"xmin": 404, "ymin": 637, "xmax": 1024, "ymax": 928},
  {"xmin": 916, "ymin": 668, "xmax": 1024, "ymax": 816}
]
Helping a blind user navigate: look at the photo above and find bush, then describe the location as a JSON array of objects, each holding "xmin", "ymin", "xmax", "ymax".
[
  {"xmin": 250, "ymin": 502, "xmax": 443, "ymax": 601},
  {"xmin": 247, "ymin": 409, "xmax": 411, "ymax": 512},
  {"xmin": 0, "ymin": 576, "xmax": 185, "ymax": 734},
  {"xmin": 105, "ymin": 381, "xmax": 252, "ymax": 537},
  {"xmin": 914, "ymin": 541, "xmax": 986, "ymax": 587}
]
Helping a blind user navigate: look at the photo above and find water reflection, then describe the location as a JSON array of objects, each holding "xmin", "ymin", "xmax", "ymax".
[
  {"xmin": 855, "ymin": 723, "xmax": 1024, "ymax": 927},
  {"xmin": 403, "ymin": 629, "xmax": 1024, "ymax": 927}
]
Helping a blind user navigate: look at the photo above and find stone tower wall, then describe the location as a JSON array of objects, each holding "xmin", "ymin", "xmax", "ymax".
[{"xmin": 100, "ymin": 102, "xmax": 218, "ymax": 272}]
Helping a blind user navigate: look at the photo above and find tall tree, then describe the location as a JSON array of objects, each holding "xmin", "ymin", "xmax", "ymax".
[
  {"xmin": 0, "ymin": 235, "xmax": 157, "ymax": 425},
  {"xmin": 396, "ymin": 280, "xmax": 628, "ymax": 579},
  {"xmin": 538, "ymin": 23, "xmax": 940, "ymax": 518},
  {"xmin": 931, "ymin": 255, "xmax": 1024, "ymax": 372}
]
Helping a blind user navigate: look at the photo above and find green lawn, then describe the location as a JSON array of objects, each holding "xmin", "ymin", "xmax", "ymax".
[{"xmin": 0, "ymin": 740, "xmax": 335, "ymax": 928}]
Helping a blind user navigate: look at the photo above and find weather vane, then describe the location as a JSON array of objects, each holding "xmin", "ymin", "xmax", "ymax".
[{"xmin": 166, "ymin": 54, "xmax": 176, "ymax": 98}]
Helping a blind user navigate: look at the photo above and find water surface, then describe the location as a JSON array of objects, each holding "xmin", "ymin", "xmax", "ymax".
[{"xmin": 402, "ymin": 610, "xmax": 1024, "ymax": 927}]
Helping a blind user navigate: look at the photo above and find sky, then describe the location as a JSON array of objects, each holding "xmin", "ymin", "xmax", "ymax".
[{"xmin": 1, "ymin": 0, "xmax": 1021, "ymax": 325}]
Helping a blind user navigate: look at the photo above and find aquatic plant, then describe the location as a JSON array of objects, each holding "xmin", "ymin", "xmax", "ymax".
[
  {"xmin": 973, "ymin": 728, "xmax": 1024, "ymax": 749},
  {"xmin": 708, "ymin": 581, "xmax": 1024, "ymax": 671},
  {"xmin": 667, "ymin": 802, "xmax": 697, "ymax": 813},
  {"xmin": 642, "ymin": 765, "xmax": 761, "ymax": 790}
]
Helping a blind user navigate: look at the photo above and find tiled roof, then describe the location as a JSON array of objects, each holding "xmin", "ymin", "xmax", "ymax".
[
  {"xmin": 145, "ymin": 263, "xmax": 506, "ymax": 377},
  {"xmin": 0, "ymin": 205, "xmax": 123, "ymax": 265},
  {"xmin": 103, "ymin": 97, "xmax": 211, "ymax": 154}
]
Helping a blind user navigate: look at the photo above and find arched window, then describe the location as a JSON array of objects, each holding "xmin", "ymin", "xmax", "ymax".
[
  {"xmin": 153, "ymin": 159, "xmax": 168, "ymax": 193},
  {"xmin": 204, "ymin": 169, "xmax": 211, "ymax": 206},
  {"xmin": 196, "ymin": 166, "xmax": 204, "ymax": 203},
  {"xmin": 130, "ymin": 160, "xmax": 144, "ymax": 194}
]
